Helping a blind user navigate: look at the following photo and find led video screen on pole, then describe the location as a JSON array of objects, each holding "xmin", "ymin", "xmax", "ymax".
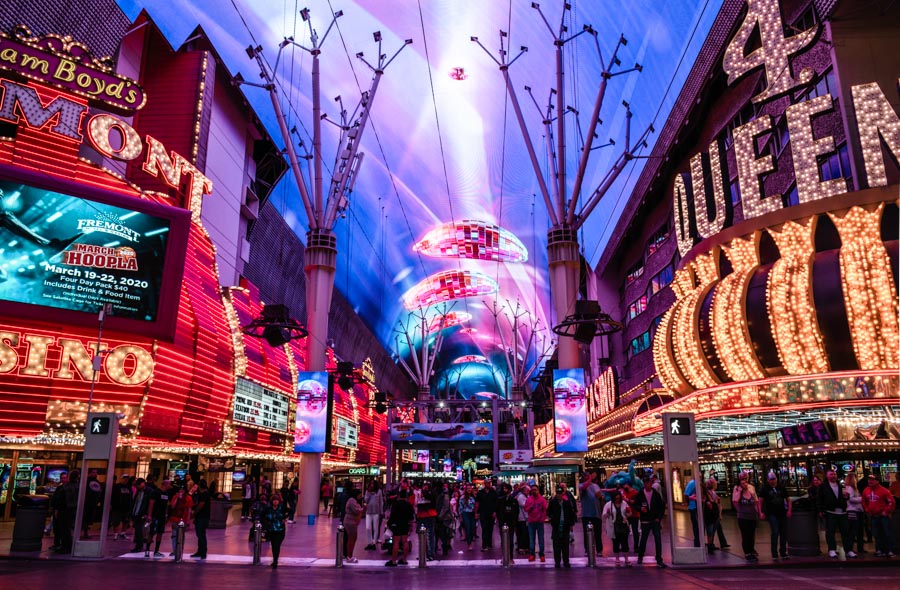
[
  {"xmin": 553, "ymin": 368, "xmax": 588, "ymax": 452},
  {"xmin": 294, "ymin": 371, "xmax": 331, "ymax": 453},
  {"xmin": 0, "ymin": 175, "xmax": 188, "ymax": 338}
]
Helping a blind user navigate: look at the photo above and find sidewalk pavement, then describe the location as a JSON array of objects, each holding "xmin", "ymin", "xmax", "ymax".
[{"xmin": 1, "ymin": 504, "xmax": 894, "ymax": 569}]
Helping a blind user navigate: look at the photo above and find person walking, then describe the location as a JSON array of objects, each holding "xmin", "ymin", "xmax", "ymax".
[
  {"xmin": 634, "ymin": 475, "xmax": 666, "ymax": 567},
  {"xmin": 475, "ymin": 480, "xmax": 498, "ymax": 551},
  {"xmin": 579, "ymin": 471, "xmax": 604, "ymax": 557},
  {"xmin": 602, "ymin": 492, "xmax": 632, "ymax": 566},
  {"xmin": 684, "ymin": 477, "xmax": 701, "ymax": 547},
  {"xmin": 110, "ymin": 474, "xmax": 133, "ymax": 541},
  {"xmin": 58, "ymin": 470, "xmax": 80, "ymax": 554},
  {"xmin": 262, "ymin": 493, "xmax": 289, "ymax": 568},
  {"xmin": 701, "ymin": 478, "xmax": 721, "ymax": 553},
  {"xmin": 759, "ymin": 472, "xmax": 792, "ymax": 560},
  {"xmin": 364, "ymin": 481, "xmax": 385, "ymax": 551},
  {"xmin": 732, "ymin": 472, "xmax": 760, "ymax": 562},
  {"xmin": 844, "ymin": 473, "xmax": 865, "ymax": 555},
  {"xmin": 547, "ymin": 485, "xmax": 575, "ymax": 568},
  {"xmin": 343, "ymin": 488, "xmax": 363, "ymax": 563},
  {"xmin": 459, "ymin": 485, "xmax": 477, "ymax": 550},
  {"xmin": 861, "ymin": 475, "xmax": 896, "ymax": 557},
  {"xmin": 129, "ymin": 478, "xmax": 150, "ymax": 553},
  {"xmin": 818, "ymin": 469, "xmax": 855, "ymax": 558},
  {"xmin": 241, "ymin": 477, "xmax": 256, "ymax": 520},
  {"xmin": 385, "ymin": 489, "xmax": 415, "ymax": 566},
  {"xmin": 524, "ymin": 485, "xmax": 547, "ymax": 562},
  {"xmin": 50, "ymin": 473, "xmax": 69, "ymax": 552},
  {"xmin": 321, "ymin": 479, "xmax": 333, "ymax": 515},
  {"xmin": 167, "ymin": 484, "xmax": 193, "ymax": 557},
  {"xmin": 145, "ymin": 478, "xmax": 171, "ymax": 557},
  {"xmin": 190, "ymin": 479, "xmax": 211, "ymax": 559},
  {"xmin": 435, "ymin": 481, "xmax": 454, "ymax": 556}
]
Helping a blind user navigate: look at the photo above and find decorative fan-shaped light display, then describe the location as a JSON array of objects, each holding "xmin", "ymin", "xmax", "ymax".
[
  {"xmin": 428, "ymin": 311, "xmax": 473, "ymax": 333},
  {"xmin": 402, "ymin": 270, "xmax": 499, "ymax": 310},
  {"xmin": 452, "ymin": 354, "xmax": 490, "ymax": 365},
  {"xmin": 413, "ymin": 220, "xmax": 528, "ymax": 262}
]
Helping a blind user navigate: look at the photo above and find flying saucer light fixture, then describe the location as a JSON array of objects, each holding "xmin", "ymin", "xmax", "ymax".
[
  {"xmin": 427, "ymin": 311, "xmax": 473, "ymax": 333},
  {"xmin": 402, "ymin": 270, "xmax": 499, "ymax": 310},
  {"xmin": 452, "ymin": 354, "xmax": 490, "ymax": 365},
  {"xmin": 413, "ymin": 220, "xmax": 528, "ymax": 262}
]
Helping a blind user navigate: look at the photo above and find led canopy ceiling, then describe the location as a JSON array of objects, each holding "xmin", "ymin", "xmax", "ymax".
[
  {"xmin": 427, "ymin": 311, "xmax": 472, "ymax": 333},
  {"xmin": 413, "ymin": 220, "xmax": 528, "ymax": 262},
  {"xmin": 402, "ymin": 270, "xmax": 499, "ymax": 310}
]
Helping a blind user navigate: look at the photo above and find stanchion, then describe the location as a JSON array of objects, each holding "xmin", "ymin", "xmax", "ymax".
[
  {"xmin": 417, "ymin": 525, "xmax": 427, "ymax": 568},
  {"xmin": 501, "ymin": 524, "xmax": 511, "ymax": 567},
  {"xmin": 174, "ymin": 520, "xmax": 186, "ymax": 563},
  {"xmin": 252, "ymin": 521, "xmax": 263, "ymax": 565},
  {"xmin": 335, "ymin": 524, "xmax": 345, "ymax": 568},
  {"xmin": 586, "ymin": 522, "xmax": 596, "ymax": 568}
]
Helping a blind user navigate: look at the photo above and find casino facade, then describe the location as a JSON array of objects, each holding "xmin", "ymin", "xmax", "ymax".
[
  {"xmin": 0, "ymin": 8, "xmax": 391, "ymax": 519},
  {"xmin": 574, "ymin": 0, "xmax": 900, "ymax": 492}
]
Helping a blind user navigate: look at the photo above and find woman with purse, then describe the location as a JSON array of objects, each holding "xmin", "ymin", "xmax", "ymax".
[
  {"xmin": 261, "ymin": 493, "xmax": 289, "ymax": 568},
  {"xmin": 602, "ymin": 492, "xmax": 632, "ymax": 566},
  {"xmin": 702, "ymin": 478, "xmax": 721, "ymax": 552},
  {"xmin": 732, "ymin": 472, "xmax": 761, "ymax": 562},
  {"xmin": 844, "ymin": 473, "xmax": 865, "ymax": 555},
  {"xmin": 343, "ymin": 488, "xmax": 363, "ymax": 563}
]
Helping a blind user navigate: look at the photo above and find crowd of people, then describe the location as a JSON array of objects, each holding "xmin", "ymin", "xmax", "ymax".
[
  {"xmin": 327, "ymin": 472, "xmax": 670, "ymax": 568},
  {"xmin": 687, "ymin": 469, "xmax": 897, "ymax": 563}
]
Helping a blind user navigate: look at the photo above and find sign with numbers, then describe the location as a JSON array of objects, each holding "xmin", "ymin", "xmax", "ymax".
[{"xmin": 232, "ymin": 377, "xmax": 290, "ymax": 432}]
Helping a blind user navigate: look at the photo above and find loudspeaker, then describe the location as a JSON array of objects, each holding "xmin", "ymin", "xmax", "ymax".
[
  {"xmin": 262, "ymin": 325, "xmax": 291, "ymax": 347},
  {"xmin": 575, "ymin": 300, "xmax": 600, "ymax": 317},
  {"xmin": 573, "ymin": 322, "xmax": 597, "ymax": 345}
]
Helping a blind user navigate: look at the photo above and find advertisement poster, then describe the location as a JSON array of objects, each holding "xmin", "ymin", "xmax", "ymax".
[
  {"xmin": 390, "ymin": 422, "xmax": 493, "ymax": 442},
  {"xmin": 0, "ymin": 179, "xmax": 173, "ymax": 321},
  {"xmin": 553, "ymin": 368, "xmax": 588, "ymax": 452},
  {"xmin": 294, "ymin": 371, "xmax": 330, "ymax": 453}
]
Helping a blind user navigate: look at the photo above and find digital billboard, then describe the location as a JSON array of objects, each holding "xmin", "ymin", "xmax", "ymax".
[
  {"xmin": 232, "ymin": 378, "xmax": 290, "ymax": 433},
  {"xmin": 390, "ymin": 422, "xmax": 493, "ymax": 442},
  {"xmin": 0, "ymin": 172, "xmax": 188, "ymax": 338},
  {"xmin": 553, "ymin": 368, "xmax": 588, "ymax": 452},
  {"xmin": 294, "ymin": 371, "xmax": 331, "ymax": 453}
]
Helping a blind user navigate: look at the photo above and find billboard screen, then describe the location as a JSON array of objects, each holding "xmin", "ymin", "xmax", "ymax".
[
  {"xmin": 232, "ymin": 377, "xmax": 290, "ymax": 433},
  {"xmin": 553, "ymin": 368, "xmax": 588, "ymax": 452},
  {"xmin": 390, "ymin": 422, "xmax": 493, "ymax": 442},
  {"xmin": 294, "ymin": 371, "xmax": 331, "ymax": 453},
  {"xmin": 0, "ymin": 172, "xmax": 188, "ymax": 338}
]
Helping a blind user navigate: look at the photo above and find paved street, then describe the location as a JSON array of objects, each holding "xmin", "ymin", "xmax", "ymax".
[{"xmin": 1, "ymin": 558, "xmax": 897, "ymax": 590}]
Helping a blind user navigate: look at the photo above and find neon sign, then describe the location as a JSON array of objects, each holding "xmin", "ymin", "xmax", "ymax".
[{"xmin": 672, "ymin": 0, "xmax": 900, "ymax": 257}]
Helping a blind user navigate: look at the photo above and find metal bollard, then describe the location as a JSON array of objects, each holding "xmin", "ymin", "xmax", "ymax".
[
  {"xmin": 417, "ymin": 525, "xmax": 427, "ymax": 568},
  {"xmin": 174, "ymin": 520, "xmax": 186, "ymax": 563},
  {"xmin": 501, "ymin": 524, "xmax": 511, "ymax": 567},
  {"xmin": 585, "ymin": 522, "xmax": 596, "ymax": 568},
  {"xmin": 252, "ymin": 521, "xmax": 263, "ymax": 565},
  {"xmin": 335, "ymin": 524, "xmax": 345, "ymax": 568}
]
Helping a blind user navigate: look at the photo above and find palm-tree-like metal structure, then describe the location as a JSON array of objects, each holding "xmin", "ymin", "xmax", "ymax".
[
  {"xmin": 237, "ymin": 7, "xmax": 411, "ymax": 519},
  {"xmin": 472, "ymin": 2, "xmax": 651, "ymax": 369}
]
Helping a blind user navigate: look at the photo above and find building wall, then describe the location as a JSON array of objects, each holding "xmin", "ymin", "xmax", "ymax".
[{"xmin": 595, "ymin": 0, "xmax": 899, "ymax": 396}]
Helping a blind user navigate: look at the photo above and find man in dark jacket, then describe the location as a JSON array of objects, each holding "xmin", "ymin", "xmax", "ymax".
[
  {"xmin": 475, "ymin": 480, "xmax": 498, "ymax": 550},
  {"xmin": 759, "ymin": 473, "xmax": 792, "ymax": 559},
  {"xmin": 50, "ymin": 473, "xmax": 69, "ymax": 552},
  {"xmin": 818, "ymin": 469, "xmax": 854, "ymax": 558},
  {"xmin": 129, "ymin": 478, "xmax": 150, "ymax": 552},
  {"xmin": 634, "ymin": 475, "xmax": 666, "ymax": 567},
  {"xmin": 547, "ymin": 485, "xmax": 576, "ymax": 568}
]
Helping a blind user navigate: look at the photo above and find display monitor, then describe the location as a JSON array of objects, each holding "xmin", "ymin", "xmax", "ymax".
[
  {"xmin": 46, "ymin": 468, "xmax": 67, "ymax": 483},
  {"xmin": 294, "ymin": 371, "xmax": 332, "ymax": 453},
  {"xmin": 232, "ymin": 470, "xmax": 246, "ymax": 484},
  {"xmin": 553, "ymin": 367, "xmax": 588, "ymax": 452},
  {"xmin": 0, "ymin": 170, "xmax": 190, "ymax": 339}
]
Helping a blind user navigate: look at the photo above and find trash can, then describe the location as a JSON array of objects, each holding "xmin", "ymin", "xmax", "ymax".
[
  {"xmin": 209, "ymin": 499, "xmax": 233, "ymax": 529},
  {"xmin": 787, "ymin": 497, "xmax": 820, "ymax": 557},
  {"xmin": 11, "ymin": 494, "xmax": 50, "ymax": 552}
]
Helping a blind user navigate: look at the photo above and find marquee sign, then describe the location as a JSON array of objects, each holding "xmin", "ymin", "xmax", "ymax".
[
  {"xmin": 673, "ymin": 0, "xmax": 900, "ymax": 257},
  {"xmin": 0, "ymin": 26, "xmax": 146, "ymax": 113}
]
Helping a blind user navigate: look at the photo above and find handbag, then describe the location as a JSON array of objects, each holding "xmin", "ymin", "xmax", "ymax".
[{"xmin": 613, "ymin": 509, "xmax": 629, "ymax": 538}]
